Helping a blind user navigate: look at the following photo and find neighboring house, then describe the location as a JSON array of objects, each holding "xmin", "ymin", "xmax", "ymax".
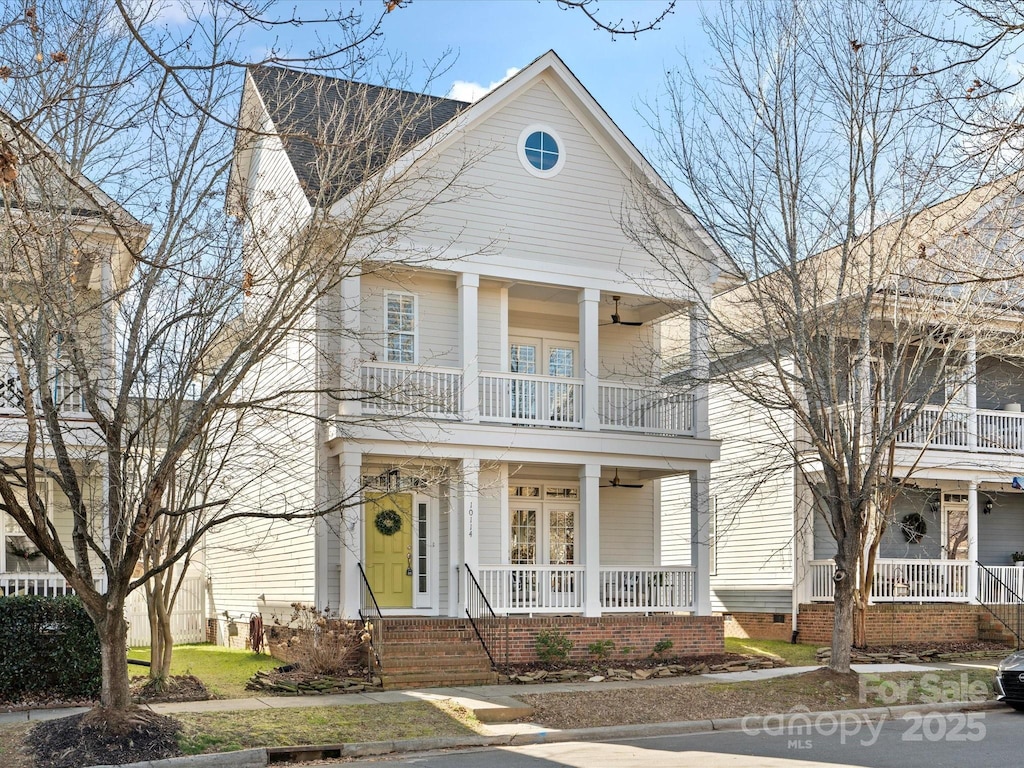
[
  {"xmin": 0, "ymin": 116, "xmax": 138, "ymax": 596},
  {"xmin": 662, "ymin": 178, "xmax": 1024, "ymax": 646},
  {"xmin": 211, "ymin": 51, "xmax": 733, "ymax": 666}
]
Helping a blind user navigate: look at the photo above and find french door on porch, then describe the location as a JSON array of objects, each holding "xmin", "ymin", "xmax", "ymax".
[{"xmin": 508, "ymin": 484, "xmax": 579, "ymax": 609}]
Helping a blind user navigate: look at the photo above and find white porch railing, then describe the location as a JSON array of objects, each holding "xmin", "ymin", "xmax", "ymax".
[
  {"xmin": 0, "ymin": 573, "xmax": 87, "ymax": 596},
  {"xmin": 476, "ymin": 565, "xmax": 585, "ymax": 613},
  {"xmin": 896, "ymin": 404, "xmax": 1024, "ymax": 453},
  {"xmin": 125, "ymin": 576, "xmax": 208, "ymax": 647},
  {"xmin": 479, "ymin": 373, "xmax": 583, "ymax": 427},
  {"xmin": 809, "ymin": 558, "xmax": 971, "ymax": 602},
  {"xmin": 978, "ymin": 565, "xmax": 1024, "ymax": 605},
  {"xmin": 598, "ymin": 384, "xmax": 694, "ymax": 436},
  {"xmin": 360, "ymin": 363, "xmax": 462, "ymax": 417},
  {"xmin": 599, "ymin": 567, "xmax": 695, "ymax": 612}
]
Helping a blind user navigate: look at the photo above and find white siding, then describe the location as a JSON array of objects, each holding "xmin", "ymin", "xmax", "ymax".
[
  {"xmin": 477, "ymin": 466, "xmax": 502, "ymax": 566},
  {"xmin": 599, "ymin": 485, "xmax": 656, "ymax": 565},
  {"xmin": 408, "ymin": 80, "xmax": 710, "ymax": 285},
  {"xmin": 663, "ymin": 379, "xmax": 796, "ymax": 614},
  {"xmin": 478, "ymin": 282, "xmax": 503, "ymax": 372},
  {"xmin": 360, "ymin": 273, "xmax": 459, "ymax": 367}
]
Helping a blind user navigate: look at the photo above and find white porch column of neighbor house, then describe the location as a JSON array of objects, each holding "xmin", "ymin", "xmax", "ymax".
[
  {"xmin": 968, "ymin": 481, "xmax": 979, "ymax": 603},
  {"xmin": 339, "ymin": 275, "xmax": 362, "ymax": 417},
  {"xmin": 338, "ymin": 449, "xmax": 364, "ymax": 619},
  {"xmin": 579, "ymin": 288, "xmax": 600, "ymax": 431},
  {"xmin": 458, "ymin": 273, "xmax": 480, "ymax": 422},
  {"xmin": 690, "ymin": 466, "xmax": 712, "ymax": 615},
  {"xmin": 459, "ymin": 459, "xmax": 480, "ymax": 614},
  {"xmin": 966, "ymin": 335, "xmax": 978, "ymax": 451},
  {"xmin": 580, "ymin": 464, "xmax": 601, "ymax": 617},
  {"xmin": 689, "ymin": 302, "xmax": 710, "ymax": 438}
]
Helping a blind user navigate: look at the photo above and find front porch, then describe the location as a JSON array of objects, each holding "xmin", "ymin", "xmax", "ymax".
[{"xmin": 808, "ymin": 559, "xmax": 1024, "ymax": 604}]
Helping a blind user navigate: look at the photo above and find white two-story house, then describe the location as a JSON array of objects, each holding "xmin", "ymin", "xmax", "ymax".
[{"xmin": 213, "ymin": 51, "xmax": 732, "ymax": 667}]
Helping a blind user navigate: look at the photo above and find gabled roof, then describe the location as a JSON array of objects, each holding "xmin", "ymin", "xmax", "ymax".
[{"xmin": 246, "ymin": 66, "xmax": 470, "ymax": 204}]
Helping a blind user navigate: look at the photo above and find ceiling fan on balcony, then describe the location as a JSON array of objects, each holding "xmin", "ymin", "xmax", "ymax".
[
  {"xmin": 600, "ymin": 469, "xmax": 645, "ymax": 489},
  {"xmin": 600, "ymin": 296, "xmax": 644, "ymax": 327}
]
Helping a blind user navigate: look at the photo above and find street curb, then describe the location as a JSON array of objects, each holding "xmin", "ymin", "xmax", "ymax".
[{"xmin": 84, "ymin": 699, "xmax": 1007, "ymax": 767}]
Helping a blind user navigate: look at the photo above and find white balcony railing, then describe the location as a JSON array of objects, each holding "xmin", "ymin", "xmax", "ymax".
[
  {"xmin": 809, "ymin": 558, "xmax": 971, "ymax": 603},
  {"xmin": 354, "ymin": 364, "xmax": 698, "ymax": 436},
  {"xmin": 599, "ymin": 567, "xmax": 695, "ymax": 612},
  {"xmin": 598, "ymin": 383, "xmax": 694, "ymax": 436},
  {"xmin": 0, "ymin": 370, "xmax": 85, "ymax": 415},
  {"xmin": 476, "ymin": 565, "xmax": 585, "ymax": 613},
  {"xmin": 479, "ymin": 373, "xmax": 583, "ymax": 427},
  {"xmin": 895, "ymin": 404, "xmax": 1024, "ymax": 453},
  {"xmin": 360, "ymin": 363, "xmax": 462, "ymax": 417}
]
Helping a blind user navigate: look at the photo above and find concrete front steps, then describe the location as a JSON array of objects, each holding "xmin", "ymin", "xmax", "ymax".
[{"xmin": 379, "ymin": 618, "xmax": 498, "ymax": 690}]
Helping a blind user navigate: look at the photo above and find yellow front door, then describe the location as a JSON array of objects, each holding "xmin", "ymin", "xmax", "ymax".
[{"xmin": 364, "ymin": 493, "xmax": 413, "ymax": 608}]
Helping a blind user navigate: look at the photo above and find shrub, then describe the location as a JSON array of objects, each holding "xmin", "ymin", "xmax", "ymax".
[
  {"xmin": 0, "ymin": 595, "xmax": 101, "ymax": 700},
  {"xmin": 651, "ymin": 638, "xmax": 674, "ymax": 658},
  {"xmin": 587, "ymin": 639, "xmax": 615, "ymax": 660},
  {"xmin": 267, "ymin": 603, "xmax": 364, "ymax": 674},
  {"xmin": 535, "ymin": 629, "xmax": 572, "ymax": 663}
]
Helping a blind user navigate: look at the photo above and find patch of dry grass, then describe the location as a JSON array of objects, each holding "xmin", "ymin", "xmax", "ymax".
[{"xmin": 177, "ymin": 701, "xmax": 482, "ymax": 755}]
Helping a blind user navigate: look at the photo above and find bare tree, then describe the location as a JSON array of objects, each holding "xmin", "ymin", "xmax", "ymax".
[
  {"xmin": 631, "ymin": 0, "xmax": 1024, "ymax": 672},
  {"xmin": 0, "ymin": 0, "xmax": 479, "ymax": 723}
]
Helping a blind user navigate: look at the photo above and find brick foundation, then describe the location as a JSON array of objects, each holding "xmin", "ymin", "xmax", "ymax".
[
  {"xmin": 377, "ymin": 615, "xmax": 723, "ymax": 664},
  {"xmin": 723, "ymin": 612, "xmax": 794, "ymax": 642},
  {"xmin": 795, "ymin": 603, "xmax": 981, "ymax": 645},
  {"xmin": 501, "ymin": 615, "xmax": 724, "ymax": 664}
]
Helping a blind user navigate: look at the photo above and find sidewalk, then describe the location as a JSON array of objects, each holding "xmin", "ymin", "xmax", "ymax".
[{"xmin": 0, "ymin": 661, "xmax": 1003, "ymax": 768}]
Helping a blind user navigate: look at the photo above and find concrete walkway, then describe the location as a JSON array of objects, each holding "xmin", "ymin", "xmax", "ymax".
[
  {"xmin": 0, "ymin": 660, "xmax": 992, "ymax": 727},
  {"xmin": 0, "ymin": 660, "xmax": 1002, "ymax": 768}
]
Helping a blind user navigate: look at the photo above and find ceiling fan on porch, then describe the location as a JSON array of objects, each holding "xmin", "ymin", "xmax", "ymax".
[
  {"xmin": 600, "ymin": 469, "xmax": 645, "ymax": 489},
  {"xmin": 600, "ymin": 296, "xmax": 644, "ymax": 327}
]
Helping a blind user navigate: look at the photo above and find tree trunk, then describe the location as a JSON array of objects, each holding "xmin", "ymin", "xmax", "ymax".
[
  {"xmin": 96, "ymin": 608, "xmax": 132, "ymax": 711},
  {"xmin": 830, "ymin": 568, "xmax": 855, "ymax": 673}
]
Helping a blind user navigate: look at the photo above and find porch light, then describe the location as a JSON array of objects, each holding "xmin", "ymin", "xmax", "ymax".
[{"xmin": 984, "ymin": 498, "xmax": 994, "ymax": 514}]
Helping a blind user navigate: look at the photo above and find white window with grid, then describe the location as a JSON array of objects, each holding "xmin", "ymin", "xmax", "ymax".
[{"xmin": 385, "ymin": 292, "xmax": 416, "ymax": 363}]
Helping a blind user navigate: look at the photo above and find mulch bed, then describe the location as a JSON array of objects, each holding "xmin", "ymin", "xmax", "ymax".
[
  {"xmin": 26, "ymin": 709, "xmax": 182, "ymax": 768},
  {"xmin": 131, "ymin": 674, "xmax": 212, "ymax": 703},
  {"xmin": 817, "ymin": 640, "xmax": 1012, "ymax": 665},
  {"xmin": 247, "ymin": 664, "xmax": 380, "ymax": 695},
  {"xmin": 499, "ymin": 652, "xmax": 782, "ymax": 684}
]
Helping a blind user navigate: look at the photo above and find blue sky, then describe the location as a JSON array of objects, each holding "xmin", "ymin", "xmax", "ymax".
[{"xmin": 372, "ymin": 0, "xmax": 711, "ymax": 155}]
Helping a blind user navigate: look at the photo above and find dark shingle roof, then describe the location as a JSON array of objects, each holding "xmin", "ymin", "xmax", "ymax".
[{"xmin": 248, "ymin": 66, "xmax": 470, "ymax": 204}]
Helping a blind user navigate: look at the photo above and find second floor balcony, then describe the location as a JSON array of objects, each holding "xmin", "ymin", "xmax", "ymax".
[
  {"xmin": 357, "ymin": 362, "xmax": 697, "ymax": 437},
  {"xmin": 896, "ymin": 403, "xmax": 1024, "ymax": 454}
]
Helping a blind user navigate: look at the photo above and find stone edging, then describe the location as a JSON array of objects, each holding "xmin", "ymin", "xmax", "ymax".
[{"xmin": 503, "ymin": 656, "xmax": 780, "ymax": 684}]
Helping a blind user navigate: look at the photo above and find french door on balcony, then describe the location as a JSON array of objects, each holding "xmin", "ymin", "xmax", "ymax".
[{"xmin": 509, "ymin": 338, "xmax": 577, "ymax": 423}]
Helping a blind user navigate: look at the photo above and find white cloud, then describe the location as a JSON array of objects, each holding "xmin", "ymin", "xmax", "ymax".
[{"xmin": 447, "ymin": 67, "xmax": 520, "ymax": 102}]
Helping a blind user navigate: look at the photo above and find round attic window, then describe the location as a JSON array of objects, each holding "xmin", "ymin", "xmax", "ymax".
[{"xmin": 518, "ymin": 125, "xmax": 565, "ymax": 178}]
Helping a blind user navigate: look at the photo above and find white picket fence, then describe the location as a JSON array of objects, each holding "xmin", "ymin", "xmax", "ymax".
[{"xmin": 125, "ymin": 575, "xmax": 208, "ymax": 647}]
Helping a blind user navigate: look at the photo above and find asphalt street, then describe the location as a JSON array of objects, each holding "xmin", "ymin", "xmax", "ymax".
[{"xmin": 338, "ymin": 708, "xmax": 1023, "ymax": 768}]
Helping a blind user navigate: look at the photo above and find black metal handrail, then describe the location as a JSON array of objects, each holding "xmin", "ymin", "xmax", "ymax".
[
  {"xmin": 464, "ymin": 565, "xmax": 508, "ymax": 669},
  {"xmin": 976, "ymin": 560, "xmax": 1023, "ymax": 650},
  {"xmin": 357, "ymin": 562, "xmax": 385, "ymax": 673}
]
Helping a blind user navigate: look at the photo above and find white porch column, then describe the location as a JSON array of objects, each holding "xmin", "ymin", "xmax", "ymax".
[
  {"xmin": 579, "ymin": 288, "xmax": 600, "ymax": 431},
  {"xmin": 966, "ymin": 335, "xmax": 978, "ymax": 451},
  {"xmin": 968, "ymin": 481, "xmax": 979, "ymax": 602},
  {"xmin": 690, "ymin": 466, "xmax": 712, "ymax": 615},
  {"xmin": 689, "ymin": 302, "xmax": 710, "ymax": 438},
  {"xmin": 459, "ymin": 459, "xmax": 480, "ymax": 614},
  {"xmin": 339, "ymin": 275, "xmax": 362, "ymax": 417},
  {"xmin": 338, "ymin": 449, "xmax": 363, "ymax": 619},
  {"xmin": 458, "ymin": 274, "xmax": 480, "ymax": 422},
  {"xmin": 579, "ymin": 463, "xmax": 601, "ymax": 616}
]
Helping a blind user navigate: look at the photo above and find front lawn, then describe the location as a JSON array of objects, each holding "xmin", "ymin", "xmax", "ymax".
[
  {"xmin": 127, "ymin": 643, "xmax": 279, "ymax": 699},
  {"xmin": 725, "ymin": 637, "xmax": 819, "ymax": 666}
]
